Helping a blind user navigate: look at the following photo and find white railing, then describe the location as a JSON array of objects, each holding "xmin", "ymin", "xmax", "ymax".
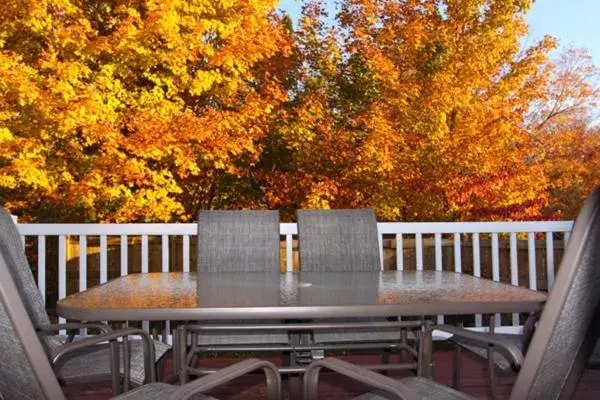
[{"xmin": 16, "ymin": 221, "xmax": 573, "ymax": 337}]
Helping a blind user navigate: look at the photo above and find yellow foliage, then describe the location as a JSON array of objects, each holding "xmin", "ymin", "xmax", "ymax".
[{"xmin": 0, "ymin": 0, "xmax": 292, "ymax": 221}]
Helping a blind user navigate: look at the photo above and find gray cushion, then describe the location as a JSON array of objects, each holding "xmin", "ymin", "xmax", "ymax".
[
  {"xmin": 113, "ymin": 382, "xmax": 218, "ymax": 399},
  {"xmin": 401, "ymin": 377, "xmax": 477, "ymax": 399},
  {"xmin": 53, "ymin": 339, "xmax": 171, "ymax": 386},
  {"xmin": 352, "ymin": 377, "xmax": 476, "ymax": 399},
  {"xmin": 450, "ymin": 332, "xmax": 524, "ymax": 372}
]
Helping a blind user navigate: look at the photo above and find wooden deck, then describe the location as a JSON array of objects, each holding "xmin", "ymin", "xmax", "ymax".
[{"xmin": 64, "ymin": 351, "xmax": 600, "ymax": 399}]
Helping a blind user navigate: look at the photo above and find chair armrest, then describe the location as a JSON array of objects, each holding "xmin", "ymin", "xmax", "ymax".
[
  {"xmin": 52, "ymin": 327, "xmax": 157, "ymax": 383},
  {"xmin": 435, "ymin": 324, "xmax": 525, "ymax": 367},
  {"xmin": 304, "ymin": 358, "xmax": 421, "ymax": 400},
  {"xmin": 169, "ymin": 358, "xmax": 280, "ymax": 400},
  {"xmin": 521, "ymin": 310, "xmax": 541, "ymax": 355}
]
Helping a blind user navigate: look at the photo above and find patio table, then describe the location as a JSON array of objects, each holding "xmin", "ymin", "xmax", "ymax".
[{"xmin": 56, "ymin": 270, "xmax": 546, "ymax": 391}]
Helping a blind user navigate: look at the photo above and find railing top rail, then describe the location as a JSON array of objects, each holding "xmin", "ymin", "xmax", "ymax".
[
  {"xmin": 377, "ymin": 221, "xmax": 574, "ymax": 234},
  {"xmin": 16, "ymin": 223, "xmax": 199, "ymax": 236},
  {"xmin": 15, "ymin": 220, "xmax": 573, "ymax": 236}
]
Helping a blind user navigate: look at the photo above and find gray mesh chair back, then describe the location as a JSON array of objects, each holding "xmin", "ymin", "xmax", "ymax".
[
  {"xmin": 197, "ymin": 210, "xmax": 281, "ymax": 273},
  {"xmin": 0, "ymin": 251, "xmax": 66, "ymax": 400},
  {"xmin": 0, "ymin": 208, "xmax": 61, "ymax": 355},
  {"xmin": 296, "ymin": 209, "xmax": 381, "ymax": 271},
  {"xmin": 510, "ymin": 186, "xmax": 600, "ymax": 399},
  {"xmin": 0, "ymin": 208, "xmax": 50, "ymax": 328}
]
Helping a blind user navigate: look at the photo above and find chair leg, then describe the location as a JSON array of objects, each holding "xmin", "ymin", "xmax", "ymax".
[
  {"xmin": 487, "ymin": 346, "xmax": 498, "ymax": 400},
  {"xmin": 184, "ymin": 329, "xmax": 199, "ymax": 370},
  {"xmin": 486, "ymin": 314, "xmax": 498, "ymax": 400},
  {"xmin": 156, "ymin": 358, "xmax": 164, "ymax": 382},
  {"xmin": 172, "ymin": 327, "xmax": 179, "ymax": 379},
  {"xmin": 400, "ymin": 328, "xmax": 409, "ymax": 363},
  {"xmin": 187, "ymin": 349, "xmax": 205, "ymax": 378},
  {"xmin": 380, "ymin": 348, "xmax": 392, "ymax": 375},
  {"xmin": 452, "ymin": 343, "xmax": 462, "ymax": 389},
  {"xmin": 123, "ymin": 338, "xmax": 131, "ymax": 391},
  {"xmin": 110, "ymin": 340, "xmax": 121, "ymax": 395},
  {"xmin": 381, "ymin": 348, "xmax": 391, "ymax": 364},
  {"xmin": 177, "ymin": 326, "xmax": 188, "ymax": 385},
  {"xmin": 452, "ymin": 322, "xmax": 463, "ymax": 390},
  {"xmin": 288, "ymin": 330, "xmax": 307, "ymax": 400}
]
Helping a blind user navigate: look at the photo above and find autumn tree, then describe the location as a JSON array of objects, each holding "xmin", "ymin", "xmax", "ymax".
[
  {"xmin": 535, "ymin": 122, "xmax": 600, "ymax": 219},
  {"xmin": 267, "ymin": 0, "xmax": 566, "ymax": 221},
  {"xmin": 528, "ymin": 48, "xmax": 600, "ymax": 219},
  {"xmin": 0, "ymin": 0, "xmax": 291, "ymax": 222},
  {"xmin": 260, "ymin": 0, "xmax": 352, "ymax": 219}
]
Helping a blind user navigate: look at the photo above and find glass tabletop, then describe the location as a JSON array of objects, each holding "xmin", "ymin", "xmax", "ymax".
[{"xmin": 57, "ymin": 271, "xmax": 547, "ymax": 321}]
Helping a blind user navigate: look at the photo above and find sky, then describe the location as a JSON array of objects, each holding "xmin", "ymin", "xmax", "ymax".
[
  {"xmin": 526, "ymin": 0, "xmax": 599, "ymax": 65},
  {"xmin": 277, "ymin": 0, "xmax": 600, "ymax": 66}
]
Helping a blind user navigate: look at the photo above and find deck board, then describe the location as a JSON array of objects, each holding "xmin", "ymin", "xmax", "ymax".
[{"xmin": 64, "ymin": 351, "xmax": 600, "ymax": 399}]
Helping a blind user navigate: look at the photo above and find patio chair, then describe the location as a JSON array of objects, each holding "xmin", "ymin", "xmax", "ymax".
[
  {"xmin": 296, "ymin": 209, "xmax": 422, "ymax": 365},
  {"xmin": 446, "ymin": 285, "xmax": 600, "ymax": 398},
  {"xmin": 303, "ymin": 186, "xmax": 600, "ymax": 399},
  {"xmin": 424, "ymin": 188, "xmax": 600, "ymax": 399},
  {"xmin": 0, "ymin": 207, "xmax": 171, "ymax": 393},
  {"xmin": 184, "ymin": 210, "xmax": 290, "ymax": 379},
  {"xmin": 0, "ymin": 249, "xmax": 282, "ymax": 400}
]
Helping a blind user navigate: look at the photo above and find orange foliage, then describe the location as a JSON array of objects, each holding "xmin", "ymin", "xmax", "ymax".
[{"xmin": 265, "ymin": 0, "xmax": 569, "ymax": 221}]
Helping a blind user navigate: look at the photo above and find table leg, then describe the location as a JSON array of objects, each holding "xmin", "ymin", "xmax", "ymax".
[
  {"xmin": 110, "ymin": 339, "xmax": 121, "ymax": 395},
  {"xmin": 177, "ymin": 325, "xmax": 189, "ymax": 385},
  {"xmin": 287, "ymin": 330, "xmax": 301, "ymax": 400},
  {"xmin": 287, "ymin": 326, "xmax": 313, "ymax": 400},
  {"xmin": 172, "ymin": 326, "xmax": 179, "ymax": 380},
  {"xmin": 400, "ymin": 328, "xmax": 408, "ymax": 363},
  {"xmin": 417, "ymin": 320, "xmax": 434, "ymax": 378}
]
